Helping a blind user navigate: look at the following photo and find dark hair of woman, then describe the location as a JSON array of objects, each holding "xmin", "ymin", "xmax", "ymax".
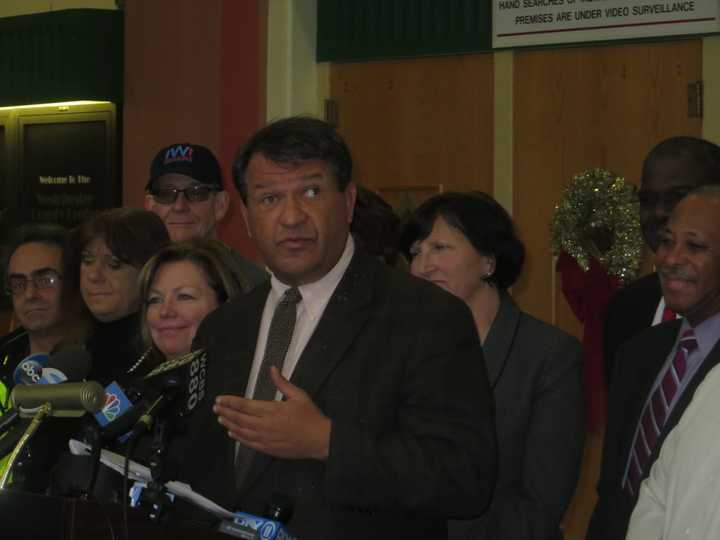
[
  {"xmin": 399, "ymin": 191, "xmax": 525, "ymax": 290},
  {"xmin": 63, "ymin": 208, "xmax": 169, "ymax": 306},
  {"xmin": 61, "ymin": 208, "xmax": 170, "ymax": 352}
]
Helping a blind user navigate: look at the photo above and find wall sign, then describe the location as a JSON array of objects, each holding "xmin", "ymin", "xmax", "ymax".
[
  {"xmin": 493, "ymin": 1, "xmax": 720, "ymax": 48},
  {"xmin": 0, "ymin": 102, "xmax": 118, "ymax": 245},
  {"xmin": 21, "ymin": 120, "xmax": 111, "ymax": 228}
]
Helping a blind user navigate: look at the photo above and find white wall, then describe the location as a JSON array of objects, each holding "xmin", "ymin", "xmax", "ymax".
[{"xmin": 266, "ymin": 0, "xmax": 324, "ymax": 121}]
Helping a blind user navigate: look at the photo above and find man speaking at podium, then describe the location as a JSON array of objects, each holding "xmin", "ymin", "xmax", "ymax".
[{"xmin": 177, "ymin": 117, "xmax": 497, "ymax": 539}]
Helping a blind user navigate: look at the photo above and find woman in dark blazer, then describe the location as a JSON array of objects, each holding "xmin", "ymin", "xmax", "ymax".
[{"xmin": 401, "ymin": 192, "xmax": 584, "ymax": 540}]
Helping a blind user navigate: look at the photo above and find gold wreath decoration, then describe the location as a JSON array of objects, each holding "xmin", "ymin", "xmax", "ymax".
[{"xmin": 551, "ymin": 168, "xmax": 643, "ymax": 283}]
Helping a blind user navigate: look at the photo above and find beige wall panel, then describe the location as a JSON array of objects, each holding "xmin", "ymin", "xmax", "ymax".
[
  {"xmin": 330, "ymin": 54, "xmax": 495, "ymax": 203},
  {"xmin": 513, "ymin": 40, "xmax": 702, "ymax": 336}
]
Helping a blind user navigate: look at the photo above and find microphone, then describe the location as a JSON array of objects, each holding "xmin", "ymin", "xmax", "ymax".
[
  {"xmin": 38, "ymin": 346, "xmax": 93, "ymax": 384},
  {"xmin": 12, "ymin": 353, "xmax": 49, "ymax": 385},
  {"xmin": 90, "ymin": 350, "xmax": 207, "ymax": 444},
  {"xmin": 219, "ymin": 495, "xmax": 296, "ymax": 540},
  {"xmin": 94, "ymin": 380, "xmax": 141, "ymax": 431},
  {"xmin": 11, "ymin": 381, "xmax": 106, "ymax": 418},
  {"xmin": 0, "ymin": 347, "xmax": 93, "ymax": 436},
  {"xmin": 143, "ymin": 349, "xmax": 208, "ymax": 416},
  {"xmin": 222, "ymin": 511, "xmax": 297, "ymax": 540}
]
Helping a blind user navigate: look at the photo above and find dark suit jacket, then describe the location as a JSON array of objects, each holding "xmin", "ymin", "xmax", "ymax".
[
  {"xmin": 449, "ymin": 292, "xmax": 584, "ymax": 540},
  {"xmin": 176, "ymin": 251, "xmax": 497, "ymax": 540},
  {"xmin": 588, "ymin": 319, "xmax": 720, "ymax": 540},
  {"xmin": 603, "ymin": 273, "xmax": 661, "ymax": 387}
]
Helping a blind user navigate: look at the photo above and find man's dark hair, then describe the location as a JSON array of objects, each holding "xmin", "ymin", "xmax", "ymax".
[
  {"xmin": 232, "ymin": 116, "xmax": 353, "ymax": 202},
  {"xmin": 3, "ymin": 223, "xmax": 67, "ymax": 285},
  {"xmin": 642, "ymin": 136, "xmax": 720, "ymax": 186},
  {"xmin": 399, "ymin": 192, "xmax": 525, "ymax": 290}
]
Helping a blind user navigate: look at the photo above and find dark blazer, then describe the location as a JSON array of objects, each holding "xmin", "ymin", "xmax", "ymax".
[
  {"xmin": 221, "ymin": 242, "xmax": 268, "ymax": 293},
  {"xmin": 588, "ymin": 319, "xmax": 720, "ymax": 540},
  {"xmin": 603, "ymin": 273, "xmax": 661, "ymax": 387},
  {"xmin": 449, "ymin": 292, "xmax": 584, "ymax": 540},
  {"xmin": 176, "ymin": 251, "xmax": 497, "ymax": 540}
]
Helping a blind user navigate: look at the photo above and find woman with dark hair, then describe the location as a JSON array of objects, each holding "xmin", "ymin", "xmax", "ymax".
[
  {"xmin": 64, "ymin": 208, "xmax": 170, "ymax": 383},
  {"xmin": 45, "ymin": 209, "xmax": 169, "ymax": 498},
  {"xmin": 138, "ymin": 238, "xmax": 244, "ymax": 362},
  {"xmin": 400, "ymin": 192, "xmax": 584, "ymax": 540}
]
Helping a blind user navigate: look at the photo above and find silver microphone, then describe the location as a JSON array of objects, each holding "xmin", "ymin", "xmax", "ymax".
[{"xmin": 11, "ymin": 381, "xmax": 106, "ymax": 418}]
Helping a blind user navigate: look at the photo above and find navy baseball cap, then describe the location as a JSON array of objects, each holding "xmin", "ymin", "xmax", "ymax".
[{"xmin": 147, "ymin": 143, "xmax": 223, "ymax": 190}]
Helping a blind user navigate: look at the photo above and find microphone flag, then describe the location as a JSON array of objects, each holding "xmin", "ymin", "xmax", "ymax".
[{"xmin": 94, "ymin": 381, "xmax": 134, "ymax": 427}]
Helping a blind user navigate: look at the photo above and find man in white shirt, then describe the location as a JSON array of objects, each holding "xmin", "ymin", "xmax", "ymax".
[
  {"xmin": 626, "ymin": 186, "xmax": 720, "ymax": 539},
  {"xmin": 175, "ymin": 117, "xmax": 497, "ymax": 540}
]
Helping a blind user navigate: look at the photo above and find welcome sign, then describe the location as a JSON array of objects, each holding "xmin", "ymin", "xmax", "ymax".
[{"xmin": 493, "ymin": 1, "xmax": 720, "ymax": 48}]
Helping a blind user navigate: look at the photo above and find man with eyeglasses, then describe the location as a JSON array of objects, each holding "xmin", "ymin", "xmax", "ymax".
[
  {"xmin": 590, "ymin": 138, "xmax": 720, "ymax": 540},
  {"xmin": 0, "ymin": 223, "xmax": 68, "ymax": 416},
  {"xmin": 602, "ymin": 137, "xmax": 720, "ymax": 387},
  {"xmin": 144, "ymin": 142, "xmax": 267, "ymax": 291}
]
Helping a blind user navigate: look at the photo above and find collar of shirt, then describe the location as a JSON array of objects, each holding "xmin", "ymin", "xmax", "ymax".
[
  {"xmin": 684, "ymin": 310, "xmax": 720, "ymax": 360},
  {"xmin": 653, "ymin": 296, "xmax": 668, "ymax": 325},
  {"xmin": 243, "ymin": 236, "xmax": 356, "ymax": 400},
  {"xmin": 267, "ymin": 235, "xmax": 355, "ymax": 322}
]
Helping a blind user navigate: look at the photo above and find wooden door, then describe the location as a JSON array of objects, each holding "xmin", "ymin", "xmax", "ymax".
[
  {"xmin": 513, "ymin": 40, "xmax": 703, "ymax": 336},
  {"xmin": 329, "ymin": 54, "xmax": 495, "ymax": 211}
]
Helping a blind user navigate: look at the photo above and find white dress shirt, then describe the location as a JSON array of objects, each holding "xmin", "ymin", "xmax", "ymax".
[
  {"xmin": 627, "ymin": 311, "xmax": 720, "ymax": 540},
  {"xmin": 244, "ymin": 236, "xmax": 355, "ymax": 400}
]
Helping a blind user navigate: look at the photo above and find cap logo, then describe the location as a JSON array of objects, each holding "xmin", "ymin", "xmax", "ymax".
[{"xmin": 164, "ymin": 144, "xmax": 193, "ymax": 164}]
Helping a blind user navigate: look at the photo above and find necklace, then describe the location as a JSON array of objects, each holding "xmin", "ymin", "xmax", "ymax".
[{"xmin": 126, "ymin": 347, "xmax": 152, "ymax": 374}]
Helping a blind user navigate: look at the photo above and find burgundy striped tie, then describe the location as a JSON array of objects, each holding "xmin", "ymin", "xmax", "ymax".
[{"xmin": 622, "ymin": 328, "xmax": 697, "ymax": 496}]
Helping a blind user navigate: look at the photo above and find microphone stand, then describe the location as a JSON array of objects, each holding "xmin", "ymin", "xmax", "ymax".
[
  {"xmin": 0, "ymin": 403, "xmax": 51, "ymax": 489},
  {"xmin": 83, "ymin": 422, "xmax": 103, "ymax": 499},
  {"xmin": 139, "ymin": 418, "xmax": 173, "ymax": 522},
  {"xmin": 127, "ymin": 392, "xmax": 176, "ymax": 522}
]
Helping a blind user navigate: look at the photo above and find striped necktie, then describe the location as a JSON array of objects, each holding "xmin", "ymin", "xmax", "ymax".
[
  {"xmin": 235, "ymin": 287, "xmax": 302, "ymax": 486},
  {"xmin": 623, "ymin": 328, "xmax": 697, "ymax": 496}
]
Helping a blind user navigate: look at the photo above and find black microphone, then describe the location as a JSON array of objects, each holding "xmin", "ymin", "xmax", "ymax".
[
  {"xmin": 11, "ymin": 381, "xmax": 106, "ymax": 417},
  {"xmin": 142, "ymin": 349, "xmax": 208, "ymax": 417},
  {"xmin": 36, "ymin": 346, "xmax": 93, "ymax": 384}
]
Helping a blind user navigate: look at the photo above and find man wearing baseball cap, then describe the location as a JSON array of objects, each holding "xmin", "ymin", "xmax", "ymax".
[{"xmin": 145, "ymin": 142, "xmax": 267, "ymax": 290}]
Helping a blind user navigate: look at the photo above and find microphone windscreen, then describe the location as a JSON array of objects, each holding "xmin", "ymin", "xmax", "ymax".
[
  {"xmin": 12, "ymin": 353, "xmax": 49, "ymax": 385},
  {"xmin": 43, "ymin": 346, "xmax": 93, "ymax": 383}
]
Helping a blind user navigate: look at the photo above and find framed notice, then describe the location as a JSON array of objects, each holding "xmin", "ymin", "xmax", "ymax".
[
  {"xmin": 493, "ymin": 1, "xmax": 720, "ymax": 48},
  {"xmin": 0, "ymin": 102, "xmax": 119, "ymax": 310},
  {"xmin": 0, "ymin": 118, "xmax": 8, "ymax": 239},
  {"xmin": 0, "ymin": 116, "xmax": 8, "ymax": 309},
  {"xmin": 18, "ymin": 116, "xmax": 116, "ymax": 228},
  {"xmin": 11, "ymin": 104, "xmax": 121, "ymax": 234}
]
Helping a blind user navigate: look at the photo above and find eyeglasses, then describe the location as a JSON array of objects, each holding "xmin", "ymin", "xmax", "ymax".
[
  {"xmin": 5, "ymin": 269, "xmax": 62, "ymax": 296},
  {"xmin": 149, "ymin": 185, "xmax": 220, "ymax": 204}
]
